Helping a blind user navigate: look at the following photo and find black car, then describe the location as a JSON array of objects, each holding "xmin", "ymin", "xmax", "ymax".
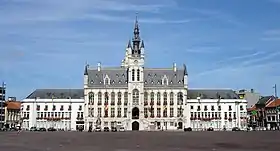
[
  {"xmin": 47, "ymin": 127, "xmax": 57, "ymax": 131},
  {"xmin": 232, "ymin": 127, "xmax": 241, "ymax": 131},
  {"xmin": 207, "ymin": 127, "xmax": 214, "ymax": 131},
  {"xmin": 184, "ymin": 127, "xmax": 192, "ymax": 132},
  {"xmin": 111, "ymin": 127, "xmax": 117, "ymax": 132},
  {"xmin": 39, "ymin": 128, "xmax": 47, "ymax": 132},
  {"xmin": 104, "ymin": 127, "xmax": 110, "ymax": 132}
]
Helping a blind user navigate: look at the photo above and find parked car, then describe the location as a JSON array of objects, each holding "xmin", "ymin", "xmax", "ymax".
[
  {"xmin": 207, "ymin": 127, "xmax": 214, "ymax": 131},
  {"xmin": 119, "ymin": 127, "xmax": 125, "ymax": 132},
  {"xmin": 47, "ymin": 127, "xmax": 57, "ymax": 131},
  {"xmin": 111, "ymin": 127, "xmax": 117, "ymax": 132},
  {"xmin": 39, "ymin": 128, "xmax": 47, "ymax": 132},
  {"xmin": 30, "ymin": 127, "xmax": 37, "ymax": 131},
  {"xmin": 104, "ymin": 127, "xmax": 110, "ymax": 132},
  {"xmin": 184, "ymin": 127, "xmax": 192, "ymax": 132},
  {"xmin": 232, "ymin": 127, "xmax": 241, "ymax": 131},
  {"xmin": 94, "ymin": 127, "xmax": 101, "ymax": 132}
]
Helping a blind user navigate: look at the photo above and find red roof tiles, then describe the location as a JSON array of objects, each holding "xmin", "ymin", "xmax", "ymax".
[
  {"xmin": 266, "ymin": 99, "xmax": 280, "ymax": 108},
  {"xmin": 5, "ymin": 101, "xmax": 21, "ymax": 110}
]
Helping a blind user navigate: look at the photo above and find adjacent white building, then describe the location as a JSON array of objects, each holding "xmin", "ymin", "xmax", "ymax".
[
  {"xmin": 186, "ymin": 89, "xmax": 248, "ymax": 130},
  {"xmin": 83, "ymin": 18, "xmax": 248, "ymax": 131},
  {"xmin": 21, "ymin": 89, "xmax": 84, "ymax": 131}
]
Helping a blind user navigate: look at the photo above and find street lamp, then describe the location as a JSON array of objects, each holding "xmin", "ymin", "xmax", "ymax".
[{"xmin": 1, "ymin": 82, "xmax": 6, "ymax": 128}]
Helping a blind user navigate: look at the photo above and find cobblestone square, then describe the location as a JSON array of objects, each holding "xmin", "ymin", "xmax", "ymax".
[{"xmin": 1, "ymin": 131, "xmax": 280, "ymax": 151}]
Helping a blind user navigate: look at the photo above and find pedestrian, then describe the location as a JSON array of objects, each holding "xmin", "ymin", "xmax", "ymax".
[{"xmin": 17, "ymin": 128, "xmax": 22, "ymax": 135}]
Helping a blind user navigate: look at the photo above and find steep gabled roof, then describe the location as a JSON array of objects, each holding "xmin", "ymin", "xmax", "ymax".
[{"xmin": 266, "ymin": 99, "xmax": 280, "ymax": 108}]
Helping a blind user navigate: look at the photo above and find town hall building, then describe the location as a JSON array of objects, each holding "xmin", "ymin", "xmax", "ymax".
[{"xmin": 83, "ymin": 18, "xmax": 188, "ymax": 131}]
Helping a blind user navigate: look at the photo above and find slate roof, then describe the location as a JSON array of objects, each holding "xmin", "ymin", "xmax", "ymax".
[
  {"xmin": 87, "ymin": 67, "xmax": 187, "ymax": 88},
  {"xmin": 257, "ymin": 96, "xmax": 274, "ymax": 105},
  {"xmin": 26, "ymin": 89, "xmax": 84, "ymax": 99},
  {"xmin": 87, "ymin": 67, "xmax": 128, "ymax": 88},
  {"xmin": 187, "ymin": 89, "xmax": 240, "ymax": 99}
]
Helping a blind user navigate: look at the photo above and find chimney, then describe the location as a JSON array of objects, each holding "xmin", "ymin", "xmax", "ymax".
[
  {"xmin": 97, "ymin": 62, "xmax": 101, "ymax": 71},
  {"xmin": 250, "ymin": 89, "xmax": 254, "ymax": 93},
  {"xmin": 173, "ymin": 63, "xmax": 177, "ymax": 72}
]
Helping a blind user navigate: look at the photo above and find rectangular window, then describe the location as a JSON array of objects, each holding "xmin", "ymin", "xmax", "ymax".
[
  {"xmin": 137, "ymin": 69, "xmax": 140, "ymax": 81},
  {"xmin": 211, "ymin": 105, "xmax": 214, "ymax": 111},
  {"xmin": 124, "ymin": 108, "xmax": 127, "ymax": 117},
  {"xmin": 117, "ymin": 107, "xmax": 121, "ymax": 117},
  {"xmin": 111, "ymin": 107, "xmax": 115, "ymax": 117},
  {"xmin": 98, "ymin": 108, "xmax": 101, "ymax": 117},
  {"xmin": 170, "ymin": 108, "xmax": 174, "ymax": 117},
  {"xmin": 144, "ymin": 108, "xmax": 148, "ymax": 117},
  {"xmin": 157, "ymin": 108, "xmax": 161, "ymax": 117}
]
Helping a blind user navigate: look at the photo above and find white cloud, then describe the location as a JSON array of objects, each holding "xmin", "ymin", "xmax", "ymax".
[
  {"xmin": 185, "ymin": 46, "xmax": 221, "ymax": 53},
  {"xmin": 216, "ymin": 51, "xmax": 265, "ymax": 64},
  {"xmin": 0, "ymin": 0, "xmax": 185, "ymax": 25}
]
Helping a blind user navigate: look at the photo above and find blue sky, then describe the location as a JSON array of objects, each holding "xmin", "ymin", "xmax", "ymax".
[{"xmin": 1, "ymin": 0, "xmax": 280, "ymax": 100}]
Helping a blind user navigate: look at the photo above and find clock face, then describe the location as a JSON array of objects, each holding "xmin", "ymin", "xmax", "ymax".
[{"xmin": 134, "ymin": 60, "xmax": 138, "ymax": 64}]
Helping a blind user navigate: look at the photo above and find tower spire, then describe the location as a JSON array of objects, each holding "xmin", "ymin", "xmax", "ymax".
[{"xmin": 132, "ymin": 13, "xmax": 141, "ymax": 56}]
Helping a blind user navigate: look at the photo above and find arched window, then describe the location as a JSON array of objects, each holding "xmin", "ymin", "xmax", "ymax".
[
  {"xmin": 98, "ymin": 92, "xmax": 102, "ymax": 105},
  {"xmin": 124, "ymin": 92, "xmax": 128, "ymax": 105},
  {"xmin": 170, "ymin": 92, "xmax": 174, "ymax": 105},
  {"xmin": 132, "ymin": 89, "xmax": 139, "ymax": 105},
  {"xmin": 150, "ymin": 92, "xmax": 154, "ymax": 101},
  {"xmin": 132, "ymin": 69, "xmax": 135, "ymax": 81},
  {"xmin": 117, "ymin": 92, "xmax": 122, "ymax": 101},
  {"xmin": 163, "ymin": 92, "xmax": 167, "ymax": 101},
  {"xmin": 163, "ymin": 78, "xmax": 168, "ymax": 85},
  {"xmin": 137, "ymin": 69, "xmax": 140, "ymax": 81},
  {"xmin": 111, "ymin": 92, "xmax": 115, "ymax": 105},
  {"xmin": 177, "ymin": 92, "xmax": 183, "ymax": 105},
  {"xmin": 157, "ymin": 92, "xmax": 161, "ymax": 105},
  {"xmin": 104, "ymin": 77, "xmax": 109, "ymax": 85},
  {"xmin": 144, "ymin": 92, "xmax": 148, "ymax": 101},
  {"xmin": 157, "ymin": 92, "xmax": 161, "ymax": 101},
  {"xmin": 88, "ymin": 92, "xmax": 94, "ymax": 105},
  {"xmin": 117, "ymin": 92, "xmax": 122, "ymax": 105},
  {"xmin": 104, "ymin": 92, "xmax": 109, "ymax": 102}
]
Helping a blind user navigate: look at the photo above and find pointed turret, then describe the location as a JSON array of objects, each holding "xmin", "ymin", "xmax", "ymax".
[
  {"xmin": 127, "ymin": 40, "xmax": 131, "ymax": 48},
  {"xmin": 140, "ymin": 40, "xmax": 145, "ymax": 48},
  {"xmin": 84, "ymin": 63, "xmax": 89, "ymax": 75},
  {"xmin": 183, "ymin": 64, "xmax": 188, "ymax": 75}
]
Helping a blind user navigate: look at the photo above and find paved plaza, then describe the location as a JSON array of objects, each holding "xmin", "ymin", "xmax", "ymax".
[{"xmin": 0, "ymin": 131, "xmax": 280, "ymax": 151}]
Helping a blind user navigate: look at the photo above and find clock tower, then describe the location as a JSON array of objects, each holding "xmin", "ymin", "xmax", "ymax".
[{"xmin": 121, "ymin": 16, "xmax": 145, "ymax": 68}]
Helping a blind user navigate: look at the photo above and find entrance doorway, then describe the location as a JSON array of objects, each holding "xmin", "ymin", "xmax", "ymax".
[
  {"xmin": 132, "ymin": 121, "xmax": 139, "ymax": 131},
  {"xmin": 132, "ymin": 107, "xmax": 139, "ymax": 119},
  {"xmin": 178, "ymin": 122, "xmax": 183, "ymax": 129}
]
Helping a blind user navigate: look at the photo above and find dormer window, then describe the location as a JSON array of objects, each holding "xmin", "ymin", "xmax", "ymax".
[
  {"xmin": 154, "ymin": 74, "xmax": 157, "ymax": 77},
  {"xmin": 95, "ymin": 74, "xmax": 98, "ymax": 77},
  {"xmin": 178, "ymin": 80, "xmax": 181, "ymax": 84},
  {"xmin": 116, "ymin": 74, "xmax": 119, "ymax": 77},
  {"xmin": 162, "ymin": 76, "xmax": 168, "ymax": 85},
  {"xmin": 157, "ymin": 81, "xmax": 160, "ymax": 84},
  {"xmin": 112, "ymin": 80, "xmax": 115, "ymax": 84},
  {"xmin": 122, "ymin": 74, "xmax": 125, "ymax": 77},
  {"xmin": 170, "ymin": 81, "xmax": 173, "ymax": 84},
  {"xmin": 118, "ymin": 80, "xmax": 121, "ymax": 84},
  {"xmin": 151, "ymin": 81, "xmax": 154, "ymax": 84},
  {"xmin": 104, "ymin": 76, "xmax": 110, "ymax": 85},
  {"xmin": 90, "ymin": 80, "xmax": 94, "ymax": 84},
  {"xmin": 144, "ymin": 81, "xmax": 147, "ymax": 84}
]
